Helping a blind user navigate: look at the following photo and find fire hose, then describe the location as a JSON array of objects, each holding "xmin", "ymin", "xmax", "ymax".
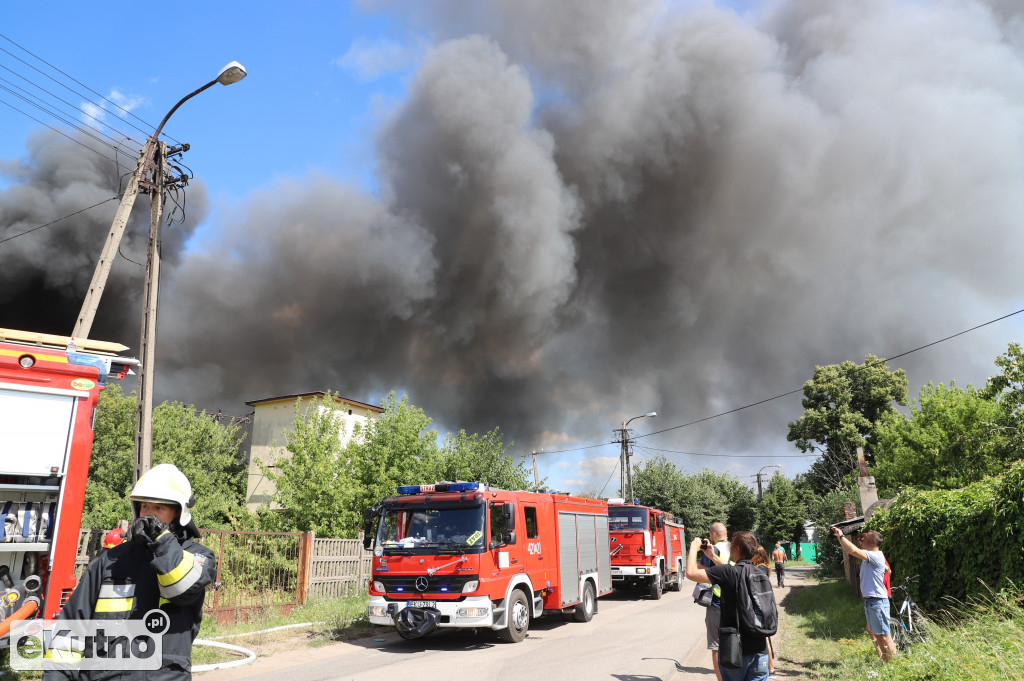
[
  {"xmin": 191, "ymin": 622, "xmax": 326, "ymax": 672},
  {"xmin": 0, "ymin": 598, "xmax": 39, "ymax": 639}
]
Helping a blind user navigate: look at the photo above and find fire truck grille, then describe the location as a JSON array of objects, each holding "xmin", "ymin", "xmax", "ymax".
[{"xmin": 378, "ymin": 574, "xmax": 478, "ymax": 595}]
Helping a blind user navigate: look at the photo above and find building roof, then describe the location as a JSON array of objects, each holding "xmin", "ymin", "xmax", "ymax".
[{"xmin": 245, "ymin": 391, "xmax": 384, "ymax": 412}]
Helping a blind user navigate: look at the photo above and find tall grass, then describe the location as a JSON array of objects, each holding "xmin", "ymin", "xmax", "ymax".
[{"xmin": 781, "ymin": 580, "xmax": 1024, "ymax": 681}]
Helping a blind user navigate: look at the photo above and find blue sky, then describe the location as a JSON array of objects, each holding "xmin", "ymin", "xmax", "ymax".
[{"xmin": 4, "ymin": 1, "xmax": 1024, "ymax": 498}]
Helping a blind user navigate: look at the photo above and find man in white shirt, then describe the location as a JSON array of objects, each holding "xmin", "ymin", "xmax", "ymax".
[{"xmin": 832, "ymin": 526, "xmax": 897, "ymax": 662}]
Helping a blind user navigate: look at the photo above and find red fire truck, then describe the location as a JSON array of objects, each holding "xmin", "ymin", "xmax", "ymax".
[
  {"xmin": 363, "ymin": 482, "xmax": 612, "ymax": 642},
  {"xmin": 0, "ymin": 329, "xmax": 136, "ymax": 639},
  {"xmin": 607, "ymin": 500, "xmax": 685, "ymax": 599}
]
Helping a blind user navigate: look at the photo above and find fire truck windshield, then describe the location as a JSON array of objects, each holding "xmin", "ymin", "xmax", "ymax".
[
  {"xmin": 377, "ymin": 504, "xmax": 485, "ymax": 553},
  {"xmin": 608, "ymin": 506, "xmax": 648, "ymax": 531}
]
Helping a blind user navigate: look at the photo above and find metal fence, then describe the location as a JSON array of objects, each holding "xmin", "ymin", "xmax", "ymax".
[
  {"xmin": 76, "ymin": 527, "xmax": 369, "ymax": 623},
  {"xmin": 200, "ymin": 528, "xmax": 306, "ymax": 624}
]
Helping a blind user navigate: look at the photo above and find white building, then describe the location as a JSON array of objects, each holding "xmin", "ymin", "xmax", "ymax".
[{"xmin": 245, "ymin": 391, "xmax": 383, "ymax": 509}]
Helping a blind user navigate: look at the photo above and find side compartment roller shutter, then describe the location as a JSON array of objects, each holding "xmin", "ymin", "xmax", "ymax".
[
  {"xmin": 578, "ymin": 514, "xmax": 597, "ymax": 574},
  {"xmin": 664, "ymin": 526, "xmax": 674, "ymax": 563},
  {"xmin": 558, "ymin": 512, "xmax": 579, "ymax": 606},
  {"xmin": 596, "ymin": 514, "xmax": 611, "ymax": 593}
]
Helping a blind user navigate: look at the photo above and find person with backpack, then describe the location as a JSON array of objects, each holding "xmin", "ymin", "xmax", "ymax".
[
  {"xmin": 831, "ymin": 526, "xmax": 897, "ymax": 662},
  {"xmin": 687, "ymin": 531, "xmax": 777, "ymax": 681}
]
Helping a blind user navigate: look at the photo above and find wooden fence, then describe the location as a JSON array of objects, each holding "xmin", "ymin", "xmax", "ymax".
[{"xmin": 77, "ymin": 528, "xmax": 371, "ymax": 622}]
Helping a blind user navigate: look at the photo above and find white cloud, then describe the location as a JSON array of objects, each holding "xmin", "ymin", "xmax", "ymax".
[{"xmin": 333, "ymin": 37, "xmax": 422, "ymax": 81}]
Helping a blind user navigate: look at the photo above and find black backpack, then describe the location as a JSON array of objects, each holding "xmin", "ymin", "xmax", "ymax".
[{"xmin": 734, "ymin": 562, "xmax": 778, "ymax": 636}]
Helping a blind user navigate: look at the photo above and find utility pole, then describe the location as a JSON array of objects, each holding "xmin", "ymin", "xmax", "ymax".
[
  {"xmin": 619, "ymin": 424, "xmax": 629, "ymax": 502},
  {"xmin": 756, "ymin": 464, "xmax": 781, "ymax": 502},
  {"xmin": 133, "ymin": 140, "xmax": 166, "ymax": 484},
  {"xmin": 530, "ymin": 451, "xmax": 541, "ymax": 489}
]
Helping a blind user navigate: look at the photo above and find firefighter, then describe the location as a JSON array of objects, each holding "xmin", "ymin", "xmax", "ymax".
[{"xmin": 42, "ymin": 464, "xmax": 217, "ymax": 680}]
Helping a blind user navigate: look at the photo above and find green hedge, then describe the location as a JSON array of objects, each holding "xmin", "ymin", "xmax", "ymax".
[{"xmin": 867, "ymin": 460, "xmax": 1024, "ymax": 613}]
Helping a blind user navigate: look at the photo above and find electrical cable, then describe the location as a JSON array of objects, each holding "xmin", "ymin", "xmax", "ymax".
[
  {"xmin": 0, "ymin": 82, "xmax": 138, "ymax": 156},
  {"xmin": 520, "ymin": 306, "xmax": 1024, "ymax": 460},
  {"xmin": 0, "ymin": 67, "xmax": 144, "ymax": 155},
  {"xmin": 636, "ymin": 306, "xmax": 1024, "ymax": 442},
  {"xmin": 635, "ymin": 444, "xmax": 816, "ymax": 459},
  {"xmin": 0, "ymin": 197, "xmax": 118, "ymax": 245},
  {"xmin": 0, "ymin": 34, "xmax": 175, "ymax": 143},
  {"xmin": 0, "ymin": 97, "xmax": 123, "ymax": 165}
]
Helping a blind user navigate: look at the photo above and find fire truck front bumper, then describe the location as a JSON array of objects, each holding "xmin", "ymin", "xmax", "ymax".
[
  {"xmin": 611, "ymin": 565, "xmax": 655, "ymax": 582},
  {"xmin": 368, "ymin": 596, "xmax": 495, "ymax": 632}
]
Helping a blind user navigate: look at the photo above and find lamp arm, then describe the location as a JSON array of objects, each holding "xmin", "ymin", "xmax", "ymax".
[{"xmin": 152, "ymin": 78, "xmax": 218, "ymax": 141}]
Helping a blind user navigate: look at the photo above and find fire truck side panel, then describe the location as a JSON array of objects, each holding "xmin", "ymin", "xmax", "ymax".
[
  {"xmin": 557, "ymin": 511, "xmax": 580, "ymax": 606},
  {"xmin": 0, "ymin": 334, "xmax": 132, "ymax": 625},
  {"xmin": 596, "ymin": 514, "xmax": 612, "ymax": 593}
]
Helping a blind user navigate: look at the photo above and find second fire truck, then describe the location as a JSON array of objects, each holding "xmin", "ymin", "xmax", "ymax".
[
  {"xmin": 607, "ymin": 500, "xmax": 685, "ymax": 599},
  {"xmin": 364, "ymin": 483, "xmax": 612, "ymax": 642}
]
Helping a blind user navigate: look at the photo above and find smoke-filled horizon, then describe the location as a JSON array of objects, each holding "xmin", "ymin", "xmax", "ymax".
[{"xmin": 4, "ymin": 0, "xmax": 1024, "ymax": 486}]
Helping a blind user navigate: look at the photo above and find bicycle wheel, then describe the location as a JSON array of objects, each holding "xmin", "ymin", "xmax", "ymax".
[{"xmin": 889, "ymin": 617, "xmax": 909, "ymax": 651}]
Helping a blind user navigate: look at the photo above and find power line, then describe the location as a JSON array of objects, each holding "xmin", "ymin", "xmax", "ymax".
[
  {"xmin": 520, "ymin": 306, "xmax": 1024, "ymax": 460},
  {"xmin": 0, "ymin": 34, "xmax": 176, "ymax": 143},
  {"xmin": 0, "ymin": 96, "xmax": 125, "ymax": 166},
  {"xmin": 0, "ymin": 197, "xmax": 118, "ymax": 245},
  {"xmin": 637, "ymin": 306, "xmax": 1024, "ymax": 441},
  {"xmin": 634, "ymin": 444, "xmax": 817, "ymax": 459},
  {"xmin": 0, "ymin": 65, "xmax": 144, "ymax": 155}
]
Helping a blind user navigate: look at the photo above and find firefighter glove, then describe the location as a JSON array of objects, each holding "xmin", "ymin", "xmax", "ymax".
[{"xmin": 127, "ymin": 516, "xmax": 169, "ymax": 549}]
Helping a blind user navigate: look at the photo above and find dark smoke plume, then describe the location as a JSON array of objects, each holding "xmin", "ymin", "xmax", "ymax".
[{"xmin": 6, "ymin": 0, "xmax": 1024, "ymax": 487}]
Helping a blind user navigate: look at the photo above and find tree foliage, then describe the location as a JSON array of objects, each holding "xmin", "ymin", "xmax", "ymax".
[
  {"xmin": 631, "ymin": 458, "xmax": 756, "ymax": 543},
  {"xmin": 756, "ymin": 472, "xmax": 806, "ymax": 550},
  {"xmin": 873, "ymin": 382, "xmax": 1008, "ymax": 492},
  {"xmin": 432, "ymin": 427, "xmax": 533, "ymax": 490},
  {"xmin": 788, "ymin": 354, "xmax": 908, "ymax": 494},
  {"xmin": 348, "ymin": 392, "xmax": 440, "ymax": 514},
  {"xmin": 262, "ymin": 393, "xmax": 359, "ymax": 537},
  {"xmin": 983, "ymin": 341, "xmax": 1024, "ymax": 457},
  {"xmin": 84, "ymin": 386, "xmax": 248, "ymax": 530},
  {"xmin": 867, "ymin": 460, "xmax": 1024, "ymax": 612}
]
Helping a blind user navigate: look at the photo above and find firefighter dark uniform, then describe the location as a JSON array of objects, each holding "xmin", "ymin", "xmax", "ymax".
[{"xmin": 42, "ymin": 465, "xmax": 216, "ymax": 681}]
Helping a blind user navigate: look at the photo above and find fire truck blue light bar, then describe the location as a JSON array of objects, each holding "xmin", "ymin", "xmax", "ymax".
[{"xmin": 397, "ymin": 482, "xmax": 480, "ymax": 495}]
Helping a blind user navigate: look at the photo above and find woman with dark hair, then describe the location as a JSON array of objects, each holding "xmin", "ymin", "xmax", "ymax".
[{"xmin": 687, "ymin": 531, "xmax": 770, "ymax": 681}]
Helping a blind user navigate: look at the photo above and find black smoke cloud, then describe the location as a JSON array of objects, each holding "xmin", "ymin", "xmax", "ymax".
[
  {"xmin": 0, "ymin": 131, "xmax": 209, "ymax": 340},
  {"xmin": 7, "ymin": 0, "xmax": 1024, "ymax": 482}
]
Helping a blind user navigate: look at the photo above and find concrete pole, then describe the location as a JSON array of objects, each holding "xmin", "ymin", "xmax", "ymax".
[{"xmin": 134, "ymin": 139, "xmax": 165, "ymax": 483}]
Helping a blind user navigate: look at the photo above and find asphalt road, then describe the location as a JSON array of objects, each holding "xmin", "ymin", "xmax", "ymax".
[{"xmin": 198, "ymin": 571, "xmax": 810, "ymax": 681}]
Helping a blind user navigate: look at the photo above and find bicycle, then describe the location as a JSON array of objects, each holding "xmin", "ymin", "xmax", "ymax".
[{"xmin": 889, "ymin": 575, "xmax": 926, "ymax": 650}]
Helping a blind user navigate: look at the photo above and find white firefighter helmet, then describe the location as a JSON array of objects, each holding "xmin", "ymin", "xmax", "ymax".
[{"xmin": 129, "ymin": 463, "xmax": 196, "ymax": 526}]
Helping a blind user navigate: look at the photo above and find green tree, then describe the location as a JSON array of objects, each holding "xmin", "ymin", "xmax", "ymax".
[
  {"xmin": 805, "ymin": 485, "xmax": 858, "ymax": 576},
  {"xmin": 84, "ymin": 386, "xmax": 249, "ymax": 530},
  {"xmin": 632, "ymin": 456, "xmax": 688, "ymax": 516},
  {"xmin": 348, "ymin": 392, "xmax": 440, "ymax": 516},
  {"xmin": 788, "ymin": 354, "xmax": 908, "ymax": 493},
  {"xmin": 262, "ymin": 393, "xmax": 359, "ymax": 537},
  {"xmin": 983, "ymin": 341, "xmax": 1024, "ymax": 457},
  {"xmin": 692, "ymin": 470, "xmax": 758, "ymax": 532},
  {"xmin": 432, "ymin": 427, "xmax": 534, "ymax": 490},
  {"xmin": 756, "ymin": 472, "xmax": 806, "ymax": 551},
  {"xmin": 873, "ymin": 381, "xmax": 1008, "ymax": 492}
]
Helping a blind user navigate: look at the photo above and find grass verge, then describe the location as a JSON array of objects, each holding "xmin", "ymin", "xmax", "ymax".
[{"xmin": 777, "ymin": 578, "xmax": 1024, "ymax": 680}]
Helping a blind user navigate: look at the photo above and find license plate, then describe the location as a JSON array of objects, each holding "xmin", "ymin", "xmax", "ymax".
[{"xmin": 407, "ymin": 600, "xmax": 436, "ymax": 608}]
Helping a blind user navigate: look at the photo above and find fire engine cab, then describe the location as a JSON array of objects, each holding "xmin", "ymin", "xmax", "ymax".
[
  {"xmin": 364, "ymin": 482, "xmax": 612, "ymax": 642},
  {"xmin": 607, "ymin": 500, "xmax": 685, "ymax": 599},
  {"xmin": 0, "ymin": 329, "xmax": 136, "ymax": 640}
]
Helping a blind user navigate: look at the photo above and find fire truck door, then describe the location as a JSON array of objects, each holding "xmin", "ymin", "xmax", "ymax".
[
  {"xmin": 489, "ymin": 501, "xmax": 521, "ymax": 572},
  {"xmin": 521, "ymin": 505, "xmax": 547, "ymax": 587}
]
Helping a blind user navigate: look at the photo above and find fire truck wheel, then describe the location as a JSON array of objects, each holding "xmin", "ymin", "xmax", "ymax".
[
  {"xmin": 668, "ymin": 565, "xmax": 682, "ymax": 592},
  {"xmin": 573, "ymin": 582, "xmax": 596, "ymax": 623},
  {"xmin": 648, "ymin": 570, "xmax": 663, "ymax": 600},
  {"xmin": 498, "ymin": 590, "xmax": 530, "ymax": 643}
]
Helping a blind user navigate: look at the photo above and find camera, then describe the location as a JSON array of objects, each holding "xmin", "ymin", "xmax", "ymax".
[{"xmin": 700, "ymin": 539, "xmax": 710, "ymax": 550}]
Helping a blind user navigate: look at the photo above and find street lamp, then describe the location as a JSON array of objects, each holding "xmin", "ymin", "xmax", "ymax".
[
  {"xmin": 133, "ymin": 61, "xmax": 248, "ymax": 483},
  {"xmin": 756, "ymin": 464, "xmax": 782, "ymax": 501},
  {"xmin": 620, "ymin": 411, "xmax": 657, "ymax": 504}
]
